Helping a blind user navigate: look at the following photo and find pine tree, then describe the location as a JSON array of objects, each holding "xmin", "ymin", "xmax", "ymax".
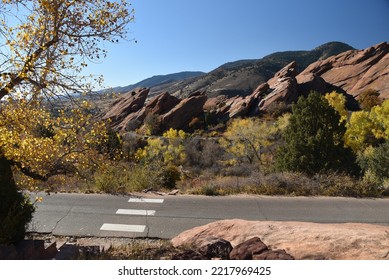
[{"xmin": 276, "ymin": 92, "xmax": 357, "ymax": 175}]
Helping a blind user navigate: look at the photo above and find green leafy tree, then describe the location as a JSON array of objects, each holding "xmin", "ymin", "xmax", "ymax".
[{"xmin": 276, "ymin": 92, "xmax": 357, "ymax": 175}]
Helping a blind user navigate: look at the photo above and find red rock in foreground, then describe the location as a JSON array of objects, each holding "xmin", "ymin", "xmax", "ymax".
[{"xmin": 171, "ymin": 219, "xmax": 389, "ymax": 260}]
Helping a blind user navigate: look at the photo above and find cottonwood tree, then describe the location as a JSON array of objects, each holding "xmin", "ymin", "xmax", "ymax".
[
  {"xmin": 345, "ymin": 100, "xmax": 389, "ymax": 153},
  {"xmin": 0, "ymin": 0, "xmax": 134, "ymax": 244},
  {"xmin": 220, "ymin": 115, "xmax": 290, "ymax": 169}
]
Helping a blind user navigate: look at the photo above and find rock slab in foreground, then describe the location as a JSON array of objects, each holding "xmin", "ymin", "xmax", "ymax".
[{"xmin": 171, "ymin": 219, "xmax": 389, "ymax": 260}]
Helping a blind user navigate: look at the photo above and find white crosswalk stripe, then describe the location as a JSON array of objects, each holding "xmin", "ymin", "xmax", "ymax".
[
  {"xmin": 128, "ymin": 198, "xmax": 164, "ymax": 203},
  {"xmin": 100, "ymin": 196, "xmax": 162, "ymax": 234},
  {"xmin": 100, "ymin": 223, "xmax": 145, "ymax": 233},
  {"xmin": 116, "ymin": 209, "xmax": 156, "ymax": 216}
]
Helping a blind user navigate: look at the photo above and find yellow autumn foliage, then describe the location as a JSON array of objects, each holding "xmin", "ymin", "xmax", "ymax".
[
  {"xmin": 135, "ymin": 128, "xmax": 187, "ymax": 166},
  {"xmin": 0, "ymin": 98, "xmax": 108, "ymax": 188},
  {"xmin": 324, "ymin": 91, "xmax": 348, "ymax": 123},
  {"xmin": 220, "ymin": 115, "xmax": 290, "ymax": 166},
  {"xmin": 345, "ymin": 100, "xmax": 389, "ymax": 152}
]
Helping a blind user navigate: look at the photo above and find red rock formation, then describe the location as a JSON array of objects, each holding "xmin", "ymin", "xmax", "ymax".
[
  {"xmin": 161, "ymin": 91, "xmax": 207, "ymax": 130},
  {"xmin": 144, "ymin": 92, "xmax": 180, "ymax": 116},
  {"xmin": 229, "ymin": 237, "xmax": 268, "ymax": 260},
  {"xmin": 298, "ymin": 42, "xmax": 389, "ymax": 99},
  {"xmin": 103, "ymin": 88, "xmax": 149, "ymax": 129},
  {"xmin": 259, "ymin": 62, "xmax": 299, "ymax": 111},
  {"xmin": 296, "ymin": 73, "xmax": 329, "ymax": 95},
  {"xmin": 267, "ymin": 61, "xmax": 298, "ymax": 88},
  {"xmin": 122, "ymin": 92, "xmax": 180, "ymax": 131}
]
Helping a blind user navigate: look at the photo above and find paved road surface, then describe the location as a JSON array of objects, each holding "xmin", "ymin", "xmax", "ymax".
[{"xmin": 29, "ymin": 193, "xmax": 389, "ymax": 239}]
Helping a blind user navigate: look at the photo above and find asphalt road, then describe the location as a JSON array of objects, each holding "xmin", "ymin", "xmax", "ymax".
[{"xmin": 28, "ymin": 193, "xmax": 389, "ymax": 239}]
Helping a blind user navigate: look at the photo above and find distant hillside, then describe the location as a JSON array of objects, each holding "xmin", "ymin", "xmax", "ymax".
[
  {"xmin": 149, "ymin": 41, "xmax": 355, "ymax": 98},
  {"xmin": 103, "ymin": 71, "xmax": 205, "ymax": 94}
]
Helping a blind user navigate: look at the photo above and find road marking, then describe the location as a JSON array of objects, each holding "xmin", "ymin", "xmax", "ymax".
[
  {"xmin": 128, "ymin": 198, "xmax": 164, "ymax": 203},
  {"xmin": 100, "ymin": 223, "xmax": 146, "ymax": 233},
  {"xmin": 116, "ymin": 209, "xmax": 156, "ymax": 216},
  {"xmin": 100, "ymin": 197, "xmax": 163, "ymax": 234}
]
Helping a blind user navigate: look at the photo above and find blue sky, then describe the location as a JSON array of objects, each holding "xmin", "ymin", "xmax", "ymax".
[{"xmin": 87, "ymin": 0, "xmax": 389, "ymax": 88}]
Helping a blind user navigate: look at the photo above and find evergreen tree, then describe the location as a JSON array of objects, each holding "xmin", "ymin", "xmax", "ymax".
[{"xmin": 276, "ymin": 92, "xmax": 357, "ymax": 175}]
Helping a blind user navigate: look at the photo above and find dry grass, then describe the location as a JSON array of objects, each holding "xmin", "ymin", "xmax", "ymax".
[
  {"xmin": 179, "ymin": 172, "xmax": 386, "ymax": 197},
  {"xmin": 86, "ymin": 240, "xmax": 180, "ymax": 260}
]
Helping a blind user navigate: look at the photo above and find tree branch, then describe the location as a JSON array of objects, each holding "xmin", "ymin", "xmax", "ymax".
[{"xmin": 0, "ymin": 37, "xmax": 59, "ymax": 100}]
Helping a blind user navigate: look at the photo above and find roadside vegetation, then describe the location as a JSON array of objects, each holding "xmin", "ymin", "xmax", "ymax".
[{"xmin": 22, "ymin": 90, "xmax": 388, "ymax": 199}]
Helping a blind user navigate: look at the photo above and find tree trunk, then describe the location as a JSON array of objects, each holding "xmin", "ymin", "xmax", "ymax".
[
  {"xmin": 0, "ymin": 154, "xmax": 34, "ymax": 244},
  {"xmin": 0, "ymin": 154, "xmax": 17, "ymax": 194}
]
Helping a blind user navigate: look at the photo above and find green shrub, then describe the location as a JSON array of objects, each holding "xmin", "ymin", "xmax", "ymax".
[
  {"xmin": 358, "ymin": 140, "xmax": 389, "ymax": 186},
  {"xmin": 159, "ymin": 165, "xmax": 181, "ymax": 190},
  {"xmin": 0, "ymin": 193, "xmax": 34, "ymax": 244}
]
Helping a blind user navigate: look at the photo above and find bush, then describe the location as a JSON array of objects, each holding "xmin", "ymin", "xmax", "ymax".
[
  {"xmin": 183, "ymin": 170, "xmax": 385, "ymax": 197},
  {"xmin": 92, "ymin": 163, "xmax": 156, "ymax": 193},
  {"xmin": 184, "ymin": 137, "xmax": 224, "ymax": 171},
  {"xmin": 318, "ymin": 173, "xmax": 384, "ymax": 197},
  {"xmin": 91, "ymin": 161, "xmax": 181, "ymax": 193},
  {"xmin": 259, "ymin": 172, "xmax": 319, "ymax": 196},
  {"xmin": 358, "ymin": 140, "xmax": 389, "ymax": 184},
  {"xmin": 159, "ymin": 165, "xmax": 181, "ymax": 190},
  {"xmin": 0, "ymin": 193, "xmax": 34, "ymax": 245},
  {"xmin": 358, "ymin": 88, "xmax": 383, "ymax": 110}
]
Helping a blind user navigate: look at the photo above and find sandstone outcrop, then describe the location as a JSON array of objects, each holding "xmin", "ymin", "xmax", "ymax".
[
  {"xmin": 161, "ymin": 91, "xmax": 207, "ymax": 130},
  {"xmin": 171, "ymin": 219, "xmax": 389, "ymax": 260},
  {"xmin": 296, "ymin": 73, "xmax": 329, "ymax": 95},
  {"xmin": 103, "ymin": 88, "xmax": 149, "ymax": 130},
  {"xmin": 143, "ymin": 92, "xmax": 180, "ymax": 117},
  {"xmin": 267, "ymin": 61, "xmax": 298, "ymax": 88},
  {"xmin": 121, "ymin": 92, "xmax": 180, "ymax": 131},
  {"xmin": 258, "ymin": 61, "xmax": 299, "ymax": 111},
  {"xmin": 297, "ymin": 42, "xmax": 389, "ymax": 99}
]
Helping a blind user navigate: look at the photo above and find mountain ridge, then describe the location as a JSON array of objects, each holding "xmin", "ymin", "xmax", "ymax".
[
  {"xmin": 137, "ymin": 41, "xmax": 355, "ymax": 98},
  {"xmin": 103, "ymin": 42, "xmax": 355, "ymax": 98},
  {"xmin": 102, "ymin": 71, "xmax": 205, "ymax": 94}
]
